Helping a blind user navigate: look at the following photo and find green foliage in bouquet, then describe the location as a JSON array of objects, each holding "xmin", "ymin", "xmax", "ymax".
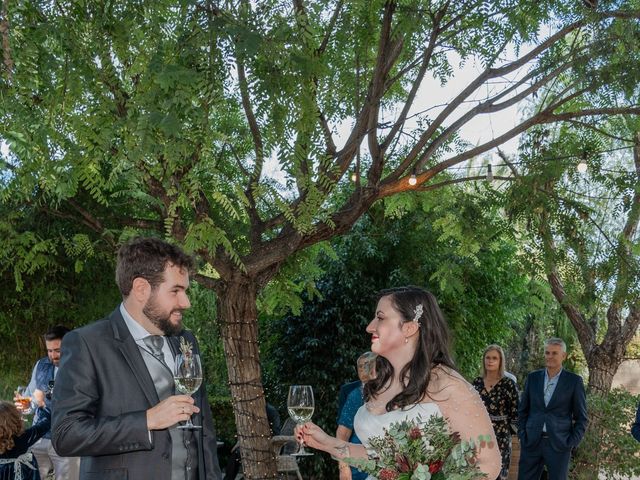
[{"xmin": 344, "ymin": 414, "xmax": 491, "ymax": 480}]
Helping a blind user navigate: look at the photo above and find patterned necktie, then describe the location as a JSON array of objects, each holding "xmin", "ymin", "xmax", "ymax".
[{"xmin": 143, "ymin": 335, "xmax": 166, "ymax": 365}]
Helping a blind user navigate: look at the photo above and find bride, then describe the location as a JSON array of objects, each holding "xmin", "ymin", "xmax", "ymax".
[{"xmin": 296, "ymin": 286, "xmax": 501, "ymax": 479}]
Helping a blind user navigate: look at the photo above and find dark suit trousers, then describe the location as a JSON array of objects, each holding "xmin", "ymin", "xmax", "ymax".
[{"xmin": 518, "ymin": 438, "xmax": 570, "ymax": 480}]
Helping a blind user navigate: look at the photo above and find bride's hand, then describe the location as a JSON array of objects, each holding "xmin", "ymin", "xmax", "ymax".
[{"xmin": 295, "ymin": 422, "xmax": 334, "ymax": 452}]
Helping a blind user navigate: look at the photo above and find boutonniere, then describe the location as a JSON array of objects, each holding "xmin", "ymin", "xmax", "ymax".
[{"xmin": 179, "ymin": 336, "xmax": 194, "ymax": 357}]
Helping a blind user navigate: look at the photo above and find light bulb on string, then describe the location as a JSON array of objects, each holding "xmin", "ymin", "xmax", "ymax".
[
  {"xmin": 350, "ymin": 170, "xmax": 358, "ymax": 182},
  {"xmin": 408, "ymin": 173, "xmax": 417, "ymax": 186},
  {"xmin": 576, "ymin": 161, "xmax": 588, "ymax": 173},
  {"xmin": 486, "ymin": 164, "xmax": 494, "ymax": 182}
]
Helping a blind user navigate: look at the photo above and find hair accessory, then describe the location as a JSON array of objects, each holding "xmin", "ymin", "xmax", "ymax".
[{"xmin": 412, "ymin": 304, "xmax": 423, "ymax": 324}]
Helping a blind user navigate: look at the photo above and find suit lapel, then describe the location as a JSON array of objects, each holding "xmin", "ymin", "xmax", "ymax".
[
  {"xmin": 536, "ymin": 369, "xmax": 546, "ymax": 404},
  {"xmin": 110, "ymin": 310, "xmax": 160, "ymax": 406},
  {"xmin": 167, "ymin": 335, "xmax": 180, "ymax": 360}
]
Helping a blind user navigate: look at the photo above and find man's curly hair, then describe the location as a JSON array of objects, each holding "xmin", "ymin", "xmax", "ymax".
[{"xmin": 0, "ymin": 401, "xmax": 24, "ymax": 454}]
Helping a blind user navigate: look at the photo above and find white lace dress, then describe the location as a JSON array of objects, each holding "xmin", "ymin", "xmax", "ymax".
[{"xmin": 354, "ymin": 403, "xmax": 443, "ymax": 480}]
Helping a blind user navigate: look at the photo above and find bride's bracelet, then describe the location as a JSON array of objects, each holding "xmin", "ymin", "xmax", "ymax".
[{"xmin": 331, "ymin": 442, "xmax": 350, "ymax": 461}]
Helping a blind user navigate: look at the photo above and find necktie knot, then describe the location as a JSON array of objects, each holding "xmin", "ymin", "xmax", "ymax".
[{"xmin": 143, "ymin": 335, "xmax": 166, "ymax": 364}]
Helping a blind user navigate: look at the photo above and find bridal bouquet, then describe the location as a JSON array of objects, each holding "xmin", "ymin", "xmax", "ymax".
[{"xmin": 344, "ymin": 415, "xmax": 491, "ymax": 480}]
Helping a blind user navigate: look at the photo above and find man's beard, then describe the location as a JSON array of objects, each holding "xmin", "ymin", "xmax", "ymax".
[{"xmin": 143, "ymin": 294, "xmax": 184, "ymax": 336}]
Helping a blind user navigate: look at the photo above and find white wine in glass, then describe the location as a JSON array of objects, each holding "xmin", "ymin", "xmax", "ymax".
[
  {"xmin": 174, "ymin": 353, "xmax": 203, "ymax": 430},
  {"xmin": 287, "ymin": 385, "xmax": 314, "ymax": 457}
]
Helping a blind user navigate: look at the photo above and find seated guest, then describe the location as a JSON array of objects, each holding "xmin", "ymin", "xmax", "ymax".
[
  {"xmin": 336, "ymin": 352, "xmax": 377, "ymax": 480},
  {"xmin": 0, "ymin": 390, "xmax": 49, "ymax": 480}
]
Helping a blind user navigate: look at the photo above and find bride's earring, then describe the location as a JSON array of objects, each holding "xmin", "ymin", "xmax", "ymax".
[{"xmin": 404, "ymin": 337, "xmax": 408, "ymax": 344}]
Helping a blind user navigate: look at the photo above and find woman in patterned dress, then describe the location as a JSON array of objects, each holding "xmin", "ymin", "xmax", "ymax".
[{"xmin": 473, "ymin": 345, "xmax": 519, "ymax": 480}]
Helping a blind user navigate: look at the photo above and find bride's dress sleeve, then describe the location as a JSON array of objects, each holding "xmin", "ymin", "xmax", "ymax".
[{"xmin": 429, "ymin": 367, "xmax": 501, "ymax": 479}]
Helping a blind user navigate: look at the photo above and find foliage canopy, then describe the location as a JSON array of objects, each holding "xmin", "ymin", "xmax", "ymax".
[{"xmin": 3, "ymin": 1, "xmax": 640, "ymax": 477}]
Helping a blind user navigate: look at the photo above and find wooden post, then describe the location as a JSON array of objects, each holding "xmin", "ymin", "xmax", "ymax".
[{"xmin": 508, "ymin": 435, "xmax": 520, "ymax": 480}]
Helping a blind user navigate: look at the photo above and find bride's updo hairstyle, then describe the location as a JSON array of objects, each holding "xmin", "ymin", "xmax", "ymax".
[{"xmin": 364, "ymin": 286, "xmax": 456, "ymax": 411}]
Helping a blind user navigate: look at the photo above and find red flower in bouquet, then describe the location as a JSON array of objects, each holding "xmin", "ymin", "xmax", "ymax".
[
  {"xmin": 428, "ymin": 460, "xmax": 443, "ymax": 474},
  {"xmin": 409, "ymin": 426, "xmax": 422, "ymax": 440},
  {"xmin": 379, "ymin": 468, "xmax": 399, "ymax": 480},
  {"xmin": 395, "ymin": 454, "xmax": 412, "ymax": 473}
]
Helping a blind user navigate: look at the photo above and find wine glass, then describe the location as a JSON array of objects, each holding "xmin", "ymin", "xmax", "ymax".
[
  {"xmin": 14, "ymin": 386, "xmax": 33, "ymax": 416},
  {"xmin": 287, "ymin": 385, "xmax": 314, "ymax": 457},
  {"xmin": 173, "ymin": 353, "xmax": 203, "ymax": 430}
]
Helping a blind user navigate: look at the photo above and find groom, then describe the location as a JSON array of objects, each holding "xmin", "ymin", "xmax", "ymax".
[{"xmin": 52, "ymin": 237, "xmax": 222, "ymax": 480}]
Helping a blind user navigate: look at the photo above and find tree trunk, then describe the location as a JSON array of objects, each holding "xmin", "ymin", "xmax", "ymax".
[
  {"xmin": 216, "ymin": 279, "xmax": 277, "ymax": 480},
  {"xmin": 584, "ymin": 344, "xmax": 623, "ymax": 394}
]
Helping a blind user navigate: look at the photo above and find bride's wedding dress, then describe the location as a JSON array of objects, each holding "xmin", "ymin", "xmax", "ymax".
[
  {"xmin": 353, "ymin": 367, "xmax": 501, "ymax": 479},
  {"xmin": 354, "ymin": 403, "xmax": 442, "ymax": 480}
]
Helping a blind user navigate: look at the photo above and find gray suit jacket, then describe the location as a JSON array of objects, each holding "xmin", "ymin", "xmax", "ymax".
[
  {"xmin": 51, "ymin": 308, "xmax": 222, "ymax": 480},
  {"xmin": 517, "ymin": 368, "xmax": 588, "ymax": 453}
]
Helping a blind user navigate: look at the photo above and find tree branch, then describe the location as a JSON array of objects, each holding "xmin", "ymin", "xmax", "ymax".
[
  {"xmin": 0, "ymin": 0, "xmax": 13, "ymax": 82},
  {"xmin": 317, "ymin": 0, "xmax": 343, "ymax": 55},
  {"xmin": 608, "ymin": 132, "xmax": 640, "ymax": 309},
  {"xmin": 380, "ymin": 105, "xmax": 640, "ymax": 197},
  {"xmin": 413, "ymin": 174, "xmax": 515, "ymax": 192},
  {"xmin": 366, "ymin": 1, "xmax": 401, "ymax": 184},
  {"xmin": 397, "ymin": 17, "xmax": 589, "ymax": 174},
  {"xmin": 497, "ymin": 149, "xmax": 519, "ymax": 177},
  {"xmin": 380, "ymin": 5, "xmax": 447, "ymax": 153},
  {"xmin": 564, "ymin": 119, "xmax": 635, "ymax": 143},
  {"xmin": 235, "ymin": 56, "xmax": 264, "ymax": 183},
  {"xmin": 540, "ymin": 217, "xmax": 596, "ymax": 354},
  {"xmin": 409, "ymin": 59, "xmax": 576, "ymax": 177}
]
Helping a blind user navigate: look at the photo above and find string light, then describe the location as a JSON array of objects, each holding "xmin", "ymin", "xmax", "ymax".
[
  {"xmin": 486, "ymin": 164, "xmax": 494, "ymax": 182},
  {"xmin": 350, "ymin": 170, "xmax": 358, "ymax": 182},
  {"xmin": 408, "ymin": 173, "xmax": 417, "ymax": 186},
  {"xmin": 438, "ymin": 145, "xmax": 633, "ymax": 173},
  {"xmin": 577, "ymin": 161, "xmax": 588, "ymax": 173}
]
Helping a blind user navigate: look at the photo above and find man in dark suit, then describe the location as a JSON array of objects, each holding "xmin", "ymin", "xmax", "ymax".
[
  {"xmin": 52, "ymin": 237, "xmax": 222, "ymax": 480},
  {"xmin": 517, "ymin": 338, "xmax": 588, "ymax": 480}
]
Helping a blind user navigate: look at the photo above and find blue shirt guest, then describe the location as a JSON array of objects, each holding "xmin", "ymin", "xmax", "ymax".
[
  {"xmin": 0, "ymin": 392, "xmax": 50, "ymax": 480},
  {"xmin": 517, "ymin": 338, "xmax": 588, "ymax": 480},
  {"xmin": 336, "ymin": 352, "xmax": 377, "ymax": 480},
  {"xmin": 632, "ymin": 403, "xmax": 640, "ymax": 442},
  {"xmin": 17, "ymin": 325, "xmax": 79, "ymax": 480},
  {"xmin": 52, "ymin": 237, "xmax": 222, "ymax": 480}
]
